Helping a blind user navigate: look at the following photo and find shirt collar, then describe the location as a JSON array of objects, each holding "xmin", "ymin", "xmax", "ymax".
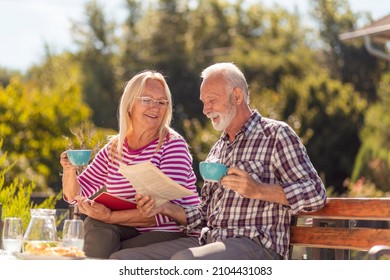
[{"xmin": 221, "ymin": 110, "xmax": 262, "ymax": 141}]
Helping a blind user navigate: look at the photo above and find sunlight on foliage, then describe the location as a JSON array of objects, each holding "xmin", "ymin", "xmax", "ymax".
[
  {"xmin": 0, "ymin": 140, "xmax": 63, "ymax": 230},
  {"xmin": 351, "ymin": 73, "xmax": 390, "ymax": 192}
]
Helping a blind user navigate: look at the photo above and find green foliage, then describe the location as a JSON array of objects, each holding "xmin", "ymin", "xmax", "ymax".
[
  {"xmin": 1, "ymin": 0, "xmax": 389, "ymax": 201},
  {"xmin": 63, "ymin": 122, "xmax": 106, "ymax": 152},
  {"xmin": 229, "ymin": 4, "xmax": 318, "ymax": 87},
  {"xmin": 0, "ymin": 67, "xmax": 21, "ymax": 88},
  {"xmin": 0, "ymin": 55, "xmax": 113, "ymax": 194},
  {"xmin": 310, "ymin": 0, "xmax": 387, "ymax": 102},
  {"xmin": 63, "ymin": 122, "xmax": 108, "ymax": 175},
  {"xmin": 277, "ymin": 73, "xmax": 366, "ymax": 193},
  {"xmin": 351, "ymin": 73, "xmax": 390, "ymax": 191},
  {"xmin": 71, "ymin": 0, "xmax": 119, "ymax": 129},
  {"xmin": 0, "ymin": 77, "xmax": 85, "ymax": 191},
  {"xmin": 182, "ymin": 118, "xmax": 221, "ymax": 188},
  {"xmin": 0, "ymin": 140, "xmax": 62, "ymax": 230},
  {"xmin": 247, "ymin": 71, "xmax": 367, "ymax": 193}
]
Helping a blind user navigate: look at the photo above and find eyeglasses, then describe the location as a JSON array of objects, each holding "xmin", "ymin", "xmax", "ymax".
[{"xmin": 137, "ymin": 96, "xmax": 169, "ymax": 108}]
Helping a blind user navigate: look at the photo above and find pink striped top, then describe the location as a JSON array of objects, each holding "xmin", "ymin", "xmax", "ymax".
[{"xmin": 77, "ymin": 130, "xmax": 200, "ymax": 234}]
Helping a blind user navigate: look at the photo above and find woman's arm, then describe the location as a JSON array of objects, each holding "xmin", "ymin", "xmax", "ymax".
[
  {"xmin": 60, "ymin": 151, "xmax": 81, "ymax": 201},
  {"xmin": 76, "ymin": 196, "xmax": 157, "ymax": 226}
]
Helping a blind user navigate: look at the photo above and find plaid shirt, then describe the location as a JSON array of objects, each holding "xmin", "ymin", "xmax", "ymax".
[{"xmin": 184, "ymin": 110, "xmax": 326, "ymax": 259}]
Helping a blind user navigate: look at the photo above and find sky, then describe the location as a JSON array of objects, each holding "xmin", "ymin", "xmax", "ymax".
[{"xmin": 0, "ymin": 0, "xmax": 388, "ymax": 72}]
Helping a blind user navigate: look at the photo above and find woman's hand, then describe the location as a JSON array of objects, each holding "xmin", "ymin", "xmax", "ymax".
[
  {"xmin": 76, "ymin": 195, "xmax": 112, "ymax": 222},
  {"xmin": 61, "ymin": 151, "xmax": 80, "ymax": 202},
  {"xmin": 76, "ymin": 195, "xmax": 158, "ymax": 227},
  {"xmin": 135, "ymin": 194, "xmax": 158, "ymax": 218},
  {"xmin": 60, "ymin": 151, "xmax": 76, "ymax": 172},
  {"xmin": 135, "ymin": 194, "xmax": 187, "ymax": 225}
]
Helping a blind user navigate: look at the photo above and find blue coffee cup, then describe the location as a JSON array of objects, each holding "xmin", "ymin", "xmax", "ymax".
[
  {"xmin": 199, "ymin": 161, "xmax": 227, "ymax": 182},
  {"xmin": 66, "ymin": 150, "xmax": 92, "ymax": 166}
]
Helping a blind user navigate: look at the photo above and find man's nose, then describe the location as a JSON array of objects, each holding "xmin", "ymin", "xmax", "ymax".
[{"xmin": 202, "ymin": 103, "xmax": 210, "ymax": 115}]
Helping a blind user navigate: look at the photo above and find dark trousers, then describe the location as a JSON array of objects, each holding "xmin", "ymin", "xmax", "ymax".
[
  {"xmin": 110, "ymin": 236, "xmax": 282, "ymax": 260},
  {"xmin": 83, "ymin": 217, "xmax": 187, "ymax": 259}
]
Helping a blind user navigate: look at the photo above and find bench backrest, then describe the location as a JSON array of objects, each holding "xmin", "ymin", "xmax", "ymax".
[{"xmin": 290, "ymin": 198, "xmax": 390, "ymax": 259}]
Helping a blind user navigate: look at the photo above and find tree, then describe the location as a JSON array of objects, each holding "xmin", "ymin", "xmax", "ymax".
[
  {"xmin": 274, "ymin": 73, "xmax": 366, "ymax": 193},
  {"xmin": 120, "ymin": 0, "xmax": 201, "ymax": 129},
  {"xmin": 0, "ymin": 54, "xmax": 109, "ymax": 193},
  {"xmin": 71, "ymin": 0, "xmax": 120, "ymax": 129},
  {"xmin": 117, "ymin": 0, "xmax": 145, "ymax": 79},
  {"xmin": 229, "ymin": 3, "xmax": 317, "ymax": 88},
  {"xmin": 310, "ymin": 0, "xmax": 387, "ymax": 102},
  {"xmin": 351, "ymin": 73, "xmax": 390, "ymax": 192},
  {"xmin": 0, "ymin": 67, "xmax": 20, "ymax": 88},
  {"xmin": 2, "ymin": 0, "xmax": 385, "ymax": 197}
]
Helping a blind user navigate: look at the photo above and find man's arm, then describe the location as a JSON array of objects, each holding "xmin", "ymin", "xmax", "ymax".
[{"xmin": 221, "ymin": 167, "xmax": 289, "ymax": 205}]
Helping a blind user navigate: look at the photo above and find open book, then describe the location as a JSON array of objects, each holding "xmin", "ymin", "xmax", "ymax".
[
  {"xmin": 118, "ymin": 161, "xmax": 195, "ymax": 207},
  {"xmin": 93, "ymin": 192, "xmax": 137, "ymax": 211}
]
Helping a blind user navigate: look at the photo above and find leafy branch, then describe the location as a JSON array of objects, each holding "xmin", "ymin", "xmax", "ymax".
[{"xmin": 62, "ymin": 123, "xmax": 104, "ymax": 174}]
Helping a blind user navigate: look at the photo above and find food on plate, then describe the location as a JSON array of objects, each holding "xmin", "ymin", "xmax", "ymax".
[{"xmin": 24, "ymin": 242, "xmax": 85, "ymax": 257}]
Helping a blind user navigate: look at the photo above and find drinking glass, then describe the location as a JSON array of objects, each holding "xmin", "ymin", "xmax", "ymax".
[
  {"xmin": 2, "ymin": 217, "xmax": 23, "ymax": 254},
  {"xmin": 62, "ymin": 219, "xmax": 84, "ymax": 250}
]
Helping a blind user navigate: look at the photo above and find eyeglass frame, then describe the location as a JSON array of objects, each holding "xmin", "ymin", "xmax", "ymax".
[{"xmin": 137, "ymin": 96, "xmax": 170, "ymax": 108}]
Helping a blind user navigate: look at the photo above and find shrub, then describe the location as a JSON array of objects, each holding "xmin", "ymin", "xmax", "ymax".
[{"xmin": 0, "ymin": 140, "xmax": 63, "ymax": 231}]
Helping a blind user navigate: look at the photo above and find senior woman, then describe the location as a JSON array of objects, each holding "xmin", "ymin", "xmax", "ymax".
[{"xmin": 60, "ymin": 70, "xmax": 200, "ymax": 259}]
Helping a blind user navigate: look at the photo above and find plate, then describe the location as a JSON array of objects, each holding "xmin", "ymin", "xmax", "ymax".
[{"xmin": 14, "ymin": 252, "xmax": 86, "ymax": 260}]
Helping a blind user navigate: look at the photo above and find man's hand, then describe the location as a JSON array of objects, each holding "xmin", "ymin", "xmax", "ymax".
[
  {"xmin": 221, "ymin": 167, "xmax": 289, "ymax": 205},
  {"xmin": 220, "ymin": 167, "xmax": 258, "ymax": 198}
]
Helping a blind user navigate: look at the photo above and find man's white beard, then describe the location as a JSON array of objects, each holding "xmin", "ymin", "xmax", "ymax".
[{"xmin": 209, "ymin": 99, "xmax": 237, "ymax": 131}]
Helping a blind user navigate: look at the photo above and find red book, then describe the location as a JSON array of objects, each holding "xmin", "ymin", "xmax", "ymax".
[{"xmin": 93, "ymin": 192, "xmax": 137, "ymax": 211}]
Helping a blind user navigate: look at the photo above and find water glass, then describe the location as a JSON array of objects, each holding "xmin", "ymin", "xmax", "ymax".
[
  {"xmin": 62, "ymin": 219, "xmax": 84, "ymax": 250},
  {"xmin": 2, "ymin": 217, "xmax": 23, "ymax": 254}
]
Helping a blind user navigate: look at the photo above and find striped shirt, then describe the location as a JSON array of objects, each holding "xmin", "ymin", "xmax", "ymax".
[
  {"xmin": 77, "ymin": 130, "xmax": 200, "ymax": 234},
  {"xmin": 184, "ymin": 110, "xmax": 326, "ymax": 259}
]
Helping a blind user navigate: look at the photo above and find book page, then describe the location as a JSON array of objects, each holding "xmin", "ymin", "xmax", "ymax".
[{"xmin": 118, "ymin": 162, "xmax": 195, "ymax": 207}]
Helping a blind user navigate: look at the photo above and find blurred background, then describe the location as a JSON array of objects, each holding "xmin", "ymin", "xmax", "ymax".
[{"xmin": 0, "ymin": 0, "xmax": 389, "ymax": 210}]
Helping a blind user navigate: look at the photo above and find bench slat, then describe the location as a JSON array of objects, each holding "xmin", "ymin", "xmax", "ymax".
[
  {"xmin": 296, "ymin": 198, "xmax": 390, "ymax": 220},
  {"xmin": 290, "ymin": 226, "xmax": 390, "ymax": 250}
]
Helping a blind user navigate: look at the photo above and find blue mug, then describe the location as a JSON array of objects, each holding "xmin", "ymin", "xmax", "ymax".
[
  {"xmin": 199, "ymin": 161, "xmax": 227, "ymax": 182},
  {"xmin": 66, "ymin": 150, "xmax": 92, "ymax": 166}
]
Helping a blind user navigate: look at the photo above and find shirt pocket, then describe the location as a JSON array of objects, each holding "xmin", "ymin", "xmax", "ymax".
[{"xmin": 234, "ymin": 160, "xmax": 264, "ymax": 183}]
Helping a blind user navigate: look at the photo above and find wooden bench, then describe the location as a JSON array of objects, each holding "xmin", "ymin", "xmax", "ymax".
[{"xmin": 289, "ymin": 197, "xmax": 390, "ymax": 259}]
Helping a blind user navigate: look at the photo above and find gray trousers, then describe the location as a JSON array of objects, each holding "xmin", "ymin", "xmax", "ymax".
[
  {"xmin": 110, "ymin": 236, "xmax": 282, "ymax": 260},
  {"xmin": 83, "ymin": 217, "xmax": 187, "ymax": 259}
]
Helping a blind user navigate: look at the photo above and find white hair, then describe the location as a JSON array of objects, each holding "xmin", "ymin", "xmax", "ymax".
[{"xmin": 200, "ymin": 62, "xmax": 249, "ymax": 103}]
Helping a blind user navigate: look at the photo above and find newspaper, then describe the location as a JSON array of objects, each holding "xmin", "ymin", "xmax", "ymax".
[{"xmin": 118, "ymin": 161, "xmax": 194, "ymax": 207}]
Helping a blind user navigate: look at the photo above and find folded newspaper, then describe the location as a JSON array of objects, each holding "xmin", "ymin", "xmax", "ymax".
[{"xmin": 118, "ymin": 161, "xmax": 194, "ymax": 207}]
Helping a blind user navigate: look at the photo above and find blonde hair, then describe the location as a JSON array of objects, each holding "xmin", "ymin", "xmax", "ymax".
[{"xmin": 110, "ymin": 70, "xmax": 173, "ymax": 160}]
